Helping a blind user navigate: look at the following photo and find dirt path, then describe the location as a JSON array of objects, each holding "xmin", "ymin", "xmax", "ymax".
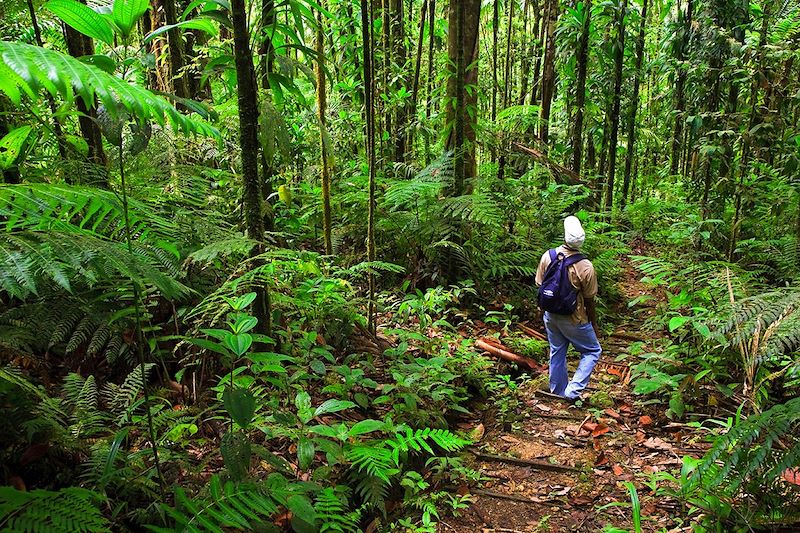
[{"xmin": 443, "ymin": 259, "xmax": 701, "ymax": 532}]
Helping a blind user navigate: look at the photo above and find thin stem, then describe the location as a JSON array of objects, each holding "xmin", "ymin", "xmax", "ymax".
[{"xmin": 117, "ymin": 142, "xmax": 166, "ymax": 492}]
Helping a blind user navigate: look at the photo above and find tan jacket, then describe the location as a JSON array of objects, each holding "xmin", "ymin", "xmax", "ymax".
[{"xmin": 535, "ymin": 245, "xmax": 598, "ymax": 324}]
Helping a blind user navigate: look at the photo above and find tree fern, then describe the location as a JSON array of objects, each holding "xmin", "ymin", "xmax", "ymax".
[
  {"xmin": 0, "ymin": 41, "xmax": 218, "ymax": 138},
  {"xmin": 0, "ymin": 486, "xmax": 109, "ymax": 533}
]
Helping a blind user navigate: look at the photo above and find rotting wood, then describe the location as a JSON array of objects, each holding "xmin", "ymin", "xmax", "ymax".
[
  {"xmin": 517, "ymin": 323, "xmax": 548, "ymax": 341},
  {"xmin": 469, "ymin": 449, "xmax": 578, "ymax": 473},
  {"xmin": 476, "ymin": 339, "xmax": 541, "ymax": 371}
]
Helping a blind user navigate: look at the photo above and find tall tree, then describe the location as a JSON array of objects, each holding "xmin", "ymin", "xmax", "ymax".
[
  {"xmin": 231, "ymin": 0, "xmax": 270, "ymax": 334},
  {"xmin": 571, "ymin": 0, "xmax": 592, "ymax": 174},
  {"xmin": 491, "ymin": 0, "xmax": 499, "ymax": 163},
  {"xmin": 316, "ymin": 7, "xmax": 333, "ymax": 255},
  {"xmin": 407, "ymin": 0, "xmax": 428, "ymax": 158},
  {"xmin": 63, "ymin": 12, "xmax": 108, "ymax": 174},
  {"xmin": 423, "ymin": 0, "xmax": 436, "ymax": 163},
  {"xmin": 162, "ymin": 0, "xmax": 190, "ymax": 99},
  {"xmin": 603, "ymin": 0, "xmax": 626, "ymax": 212},
  {"xmin": 360, "ymin": 0, "xmax": 377, "ymax": 333},
  {"xmin": 445, "ymin": 0, "xmax": 481, "ymax": 192},
  {"xmin": 538, "ymin": 0, "xmax": 559, "ymax": 144},
  {"xmin": 669, "ymin": 0, "xmax": 692, "ymax": 175},
  {"xmin": 620, "ymin": 0, "xmax": 648, "ymax": 208},
  {"xmin": 390, "ymin": 0, "xmax": 407, "ymax": 161}
]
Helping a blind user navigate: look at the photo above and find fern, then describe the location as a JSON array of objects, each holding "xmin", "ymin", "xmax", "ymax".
[
  {"xmin": 0, "ymin": 41, "xmax": 217, "ymax": 138},
  {"xmin": 315, "ymin": 487, "xmax": 361, "ymax": 533},
  {"xmin": 687, "ymin": 397, "xmax": 800, "ymax": 523},
  {"xmin": 0, "ymin": 486, "xmax": 109, "ymax": 533},
  {"xmin": 148, "ymin": 475, "xmax": 279, "ymax": 533},
  {"xmin": 386, "ymin": 427, "xmax": 471, "ymax": 465}
]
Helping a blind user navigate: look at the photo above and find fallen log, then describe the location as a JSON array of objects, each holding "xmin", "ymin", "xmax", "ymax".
[
  {"xmin": 475, "ymin": 339, "xmax": 540, "ymax": 371},
  {"xmin": 469, "ymin": 450, "xmax": 578, "ymax": 473},
  {"xmin": 517, "ymin": 323, "xmax": 548, "ymax": 342}
]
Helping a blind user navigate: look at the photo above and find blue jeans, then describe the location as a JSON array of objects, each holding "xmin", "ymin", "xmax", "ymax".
[{"xmin": 543, "ymin": 312, "xmax": 602, "ymax": 399}]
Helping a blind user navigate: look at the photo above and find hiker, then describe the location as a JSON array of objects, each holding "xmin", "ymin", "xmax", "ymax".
[{"xmin": 535, "ymin": 216, "xmax": 601, "ymax": 401}]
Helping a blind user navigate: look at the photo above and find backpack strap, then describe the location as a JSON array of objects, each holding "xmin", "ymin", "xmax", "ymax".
[
  {"xmin": 562, "ymin": 253, "xmax": 586, "ymax": 267},
  {"xmin": 548, "ymin": 249, "xmax": 557, "ymax": 262}
]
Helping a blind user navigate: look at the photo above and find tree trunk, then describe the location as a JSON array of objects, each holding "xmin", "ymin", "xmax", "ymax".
[
  {"xmin": 360, "ymin": 0, "xmax": 377, "ymax": 333},
  {"xmin": 424, "ymin": 0, "xmax": 436, "ymax": 164},
  {"xmin": 390, "ymin": 0, "xmax": 407, "ymax": 161},
  {"xmin": 231, "ymin": 0, "xmax": 271, "ymax": 335},
  {"xmin": 63, "ymin": 19, "xmax": 108, "ymax": 175},
  {"xmin": 571, "ymin": 0, "xmax": 591, "ymax": 174},
  {"xmin": 445, "ymin": 0, "xmax": 481, "ymax": 192},
  {"xmin": 407, "ymin": 0, "xmax": 428, "ymax": 158},
  {"xmin": 491, "ymin": 0, "xmax": 499, "ymax": 163},
  {"xmin": 503, "ymin": 0, "xmax": 515, "ymax": 109},
  {"xmin": 316, "ymin": 8, "xmax": 333, "ymax": 255},
  {"xmin": 539, "ymin": 0, "xmax": 559, "ymax": 145},
  {"xmin": 669, "ymin": 0, "xmax": 692, "ymax": 175},
  {"xmin": 603, "ymin": 0, "xmax": 626, "ymax": 213},
  {"xmin": 163, "ymin": 0, "xmax": 190, "ymax": 99},
  {"xmin": 518, "ymin": 0, "xmax": 532, "ymax": 105},
  {"xmin": 728, "ymin": 3, "xmax": 769, "ymax": 261},
  {"xmin": 28, "ymin": 0, "xmax": 67, "ymax": 159},
  {"xmin": 621, "ymin": 0, "xmax": 647, "ymax": 209},
  {"xmin": 259, "ymin": 0, "xmax": 276, "ymax": 231}
]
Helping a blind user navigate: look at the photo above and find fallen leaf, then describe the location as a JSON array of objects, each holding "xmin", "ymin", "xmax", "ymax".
[
  {"xmin": 639, "ymin": 415, "xmax": 653, "ymax": 426},
  {"xmin": 470, "ymin": 423, "xmax": 485, "ymax": 442},
  {"xmin": 591, "ymin": 423, "xmax": 611, "ymax": 438},
  {"xmin": 551, "ymin": 485, "xmax": 572, "ymax": 496},
  {"xmin": 604, "ymin": 408, "xmax": 622, "ymax": 421},
  {"xmin": 783, "ymin": 468, "xmax": 800, "ymax": 486},
  {"xmin": 612, "ymin": 464, "xmax": 624, "ymax": 476},
  {"xmin": 619, "ymin": 403, "xmax": 634, "ymax": 415},
  {"xmin": 536, "ymin": 404, "xmax": 552, "ymax": 412},
  {"xmin": 594, "ymin": 450, "xmax": 609, "ymax": 466},
  {"xmin": 570, "ymin": 495, "xmax": 594, "ymax": 506},
  {"xmin": 642, "ymin": 437, "xmax": 673, "ymax": 451},
  {"xmin": 635, "ymin": 430, "xmax": 647, "ymax": 444},
  {"xmin": 500, "ymin": 435, "xmax": 520, "ymax": 444}
]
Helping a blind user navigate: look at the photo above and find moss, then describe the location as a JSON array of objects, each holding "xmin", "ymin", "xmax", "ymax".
[
  {"xmin": 588, "ymin": 389, "xmax": 614, "ymax": 408},
  {"xmin": 502, "ymin": 334, "xmax": 550, "ymax": 363}
]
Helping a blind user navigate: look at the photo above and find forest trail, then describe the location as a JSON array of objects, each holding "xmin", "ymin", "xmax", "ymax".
[{"xmin": 445, "ymin": 258, "xmax": 701, "ymax": 532}]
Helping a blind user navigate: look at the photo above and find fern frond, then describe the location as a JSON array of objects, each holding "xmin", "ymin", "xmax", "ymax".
[
  {"xmin": 0, "ymin": 41, "xmax": 217, "ymax": 138},
  {"xmin": 0, "ymin": 486, "xmax": 109, "ymax": 533}
]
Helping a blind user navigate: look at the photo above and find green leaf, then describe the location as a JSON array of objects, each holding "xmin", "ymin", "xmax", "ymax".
[
  {"xmin": 0, "ymin": 125, "xmax": 34, "ymax": 170},
  {"xmin": 313, "ymin": 399, "xmax": 355, "ymax": 417},
  {"xmin": 46, "ymin": 0, "xmax": 114, "ymax": 45},
  {"xmin": 297, "ymin": 438, "xmax": 314, "ymax": 470},
  {"xmin": 295, "ymin": 391, "xmax": 312, "ymax": 412},
  {"xmin": 143, "ymin": 18, "xmax": 219, "ymax": 44},
  {"xmin": 112, "ymin": 0, "xmax": 149, "ymax": 39},
  {"xmin": 223, "ymin": 386, "xmax": 257, "ymax": 429},
  {"xmin": 0, "ymin": 42, "xmax": 219, "ymax": 138},
  {"xmin": 348, "ymin": 419, "xmax": 385, "ymax": 437},
  {"xmin": 668, "ymin": 315, "xmax": 691, "ymax": 332},
  {"xmin": 224, "ymin": 332, "xmax": 253, "ymax": 357},
  {"xmin": 286, "ymin": 494, "xmax": 316, "ymax": 526},
  {"xmin": 187, "ymin": 337, "xmax": 229, "ymax": 356},
  {"xmin": 77, "ymin": 54, "xmax": 117, "ymax": 74}
]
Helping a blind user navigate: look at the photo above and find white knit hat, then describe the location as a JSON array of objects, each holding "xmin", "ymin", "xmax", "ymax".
[{"xmin": 564, "ymin": 216, "xmax": 585, "ymax": 250}]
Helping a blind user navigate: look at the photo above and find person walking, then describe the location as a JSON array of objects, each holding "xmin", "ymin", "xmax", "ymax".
[{"xmin": 535, "ymin": 216, "xmax": 602, "ymax": 401}]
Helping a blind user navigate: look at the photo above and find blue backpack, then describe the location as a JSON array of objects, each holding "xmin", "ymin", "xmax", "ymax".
[{"xmin": 537, "ymin": 249, "xmax": 586, "ymax": 315}]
